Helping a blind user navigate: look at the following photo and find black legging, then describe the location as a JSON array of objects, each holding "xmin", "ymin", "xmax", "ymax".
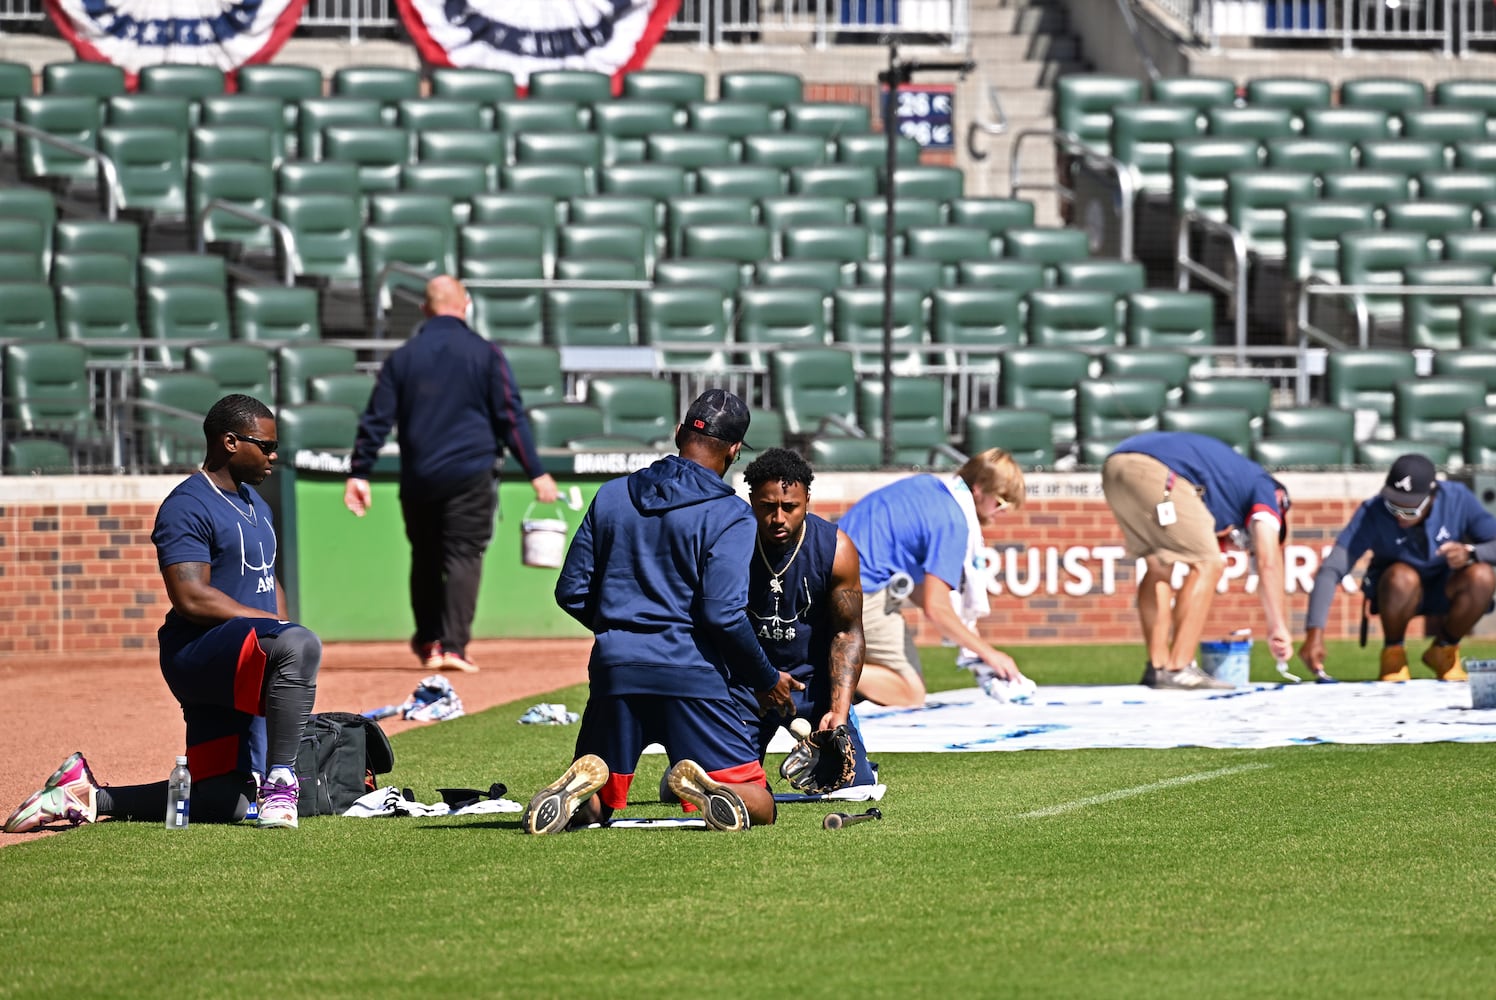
[{"xmin": 99, "ymin": 773, "xmax": 258, "ymax": 823}]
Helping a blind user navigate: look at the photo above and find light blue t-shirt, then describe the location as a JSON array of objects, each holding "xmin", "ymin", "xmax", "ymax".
[{"xmin": 838, "ymin": 474, "xmax": 967, "ymax": 593}]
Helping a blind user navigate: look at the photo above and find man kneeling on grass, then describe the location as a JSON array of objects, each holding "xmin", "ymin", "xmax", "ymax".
[{"xmin": 521, "ymin": 390, "xmax": 799, "ymax": 834}]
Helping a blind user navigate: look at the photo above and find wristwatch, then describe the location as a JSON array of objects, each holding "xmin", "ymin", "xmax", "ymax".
[{"xmin": 1467, "ymin": 544, "xmax": 1478, "ymax": 563}]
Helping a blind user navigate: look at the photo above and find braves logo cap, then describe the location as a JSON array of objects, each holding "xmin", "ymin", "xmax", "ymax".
[
  {"xmin": 682, "ymin": 388, "xmax": 751, "ymax": 445},
  {"xmin": 1381, "ymin": 453, "xmax": 1437, "ymax": 507}
]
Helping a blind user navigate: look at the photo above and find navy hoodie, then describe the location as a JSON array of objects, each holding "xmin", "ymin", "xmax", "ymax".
[
  {"xmin": 349, "ymin": 315, "xmax": 545, "ymax": 500},
  {"xmin": 555, "ymin": 454, "xmax": 780, "ymax": 700}
]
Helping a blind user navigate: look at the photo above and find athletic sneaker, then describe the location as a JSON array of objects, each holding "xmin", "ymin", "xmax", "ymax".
[
  {"xmin": 523, "ymin": 754, "xmax": 609, "ymax": 835},
  {"xmin": 257, "ymin": 776, "xmax": 300, "ymax": 829},
  {"xmin": 4, "ymin": 752, "xmax": 100, "ymax": 833},
  {"xmin": 1140, "ymin": 663, "xmax": 1159, "ymax": 687},
  {"xmin": 1422, "ymin": 643, "xmax": 1468, "ymax": 682},
  {"xmin": 411, "ymin": 638, "xmax": 444, "ymax": 670},
  {"xmin": 441, "ymin": 650, "xmax": 480, "ymax": 674},
  {"xmin": 666, "ymin": 759, "xmax": 750, "ymax": 832},
  {"xmin": 1148, "ymin": 663, "xmax": 1235, "ymax": 691},
  {"xmin": 1379, "ymin": 645, "xmax": 1411, "ymax": 683}
]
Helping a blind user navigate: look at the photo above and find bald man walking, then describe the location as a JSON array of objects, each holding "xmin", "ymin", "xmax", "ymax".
[{"xmin": 345, "ymin": 275, "xmax": 558, "ymax": 674}]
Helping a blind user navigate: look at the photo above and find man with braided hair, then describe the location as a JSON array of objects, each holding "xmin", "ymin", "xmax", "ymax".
[
  {"xmin": 6, "ymin": 394, "xmax": 322, "ymax": 833},
  {"xmin": 739, "ymin": 447, "xmax": 875, "ymax": 789}
]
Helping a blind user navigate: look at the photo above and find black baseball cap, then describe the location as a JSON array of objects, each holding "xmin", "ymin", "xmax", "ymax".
[
  {"xmin": 1381, "ymin": 453, "xmax": 1437, "ymax": 507},
  {"xmin": 682, "ymin": 389, "xmax": 751, "ymax": 445}
]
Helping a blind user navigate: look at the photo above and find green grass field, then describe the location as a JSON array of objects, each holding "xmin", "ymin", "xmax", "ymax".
[{"xmin": 3, "ymin": 641, "xmax": 1495, "ymax": 999}]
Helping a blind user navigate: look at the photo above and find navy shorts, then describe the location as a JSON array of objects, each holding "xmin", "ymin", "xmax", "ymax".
[
  {"xmin": 159, "ymin": 618, "xmax": 299, "ymax": 781},
  {"xmin": 1364, "ymin": 569, "xmax": 1454, "ymax": 618},
  {"xmin": 750, "ymin": 687, "xmax": 877, "ymax": 787},
  {"xmin": 575, "ymin": 693, "xmax": 767, "ymax": 811}
]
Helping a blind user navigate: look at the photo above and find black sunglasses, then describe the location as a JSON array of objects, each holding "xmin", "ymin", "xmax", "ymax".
[{"xmin": 232, "ymin": 432, "xmax": 279, "ymax": 455}]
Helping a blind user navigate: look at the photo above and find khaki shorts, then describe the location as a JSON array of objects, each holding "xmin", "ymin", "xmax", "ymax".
[
  {"xmin": 862, "ymin": 587, "xmax": 924, "ymax": 682},
  {"xmin": 1101, "ymin": 452, "xmax": 1220, "ymax": 565}
]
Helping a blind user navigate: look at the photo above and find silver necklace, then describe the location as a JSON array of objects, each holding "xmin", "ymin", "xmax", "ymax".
[
  {"xmin": 756, "ymin": 523, "xmax": 807, "ymax": 595},
  {"xmin": 200, "ymin": 469, "xmax": 258, "ymax": 526}
]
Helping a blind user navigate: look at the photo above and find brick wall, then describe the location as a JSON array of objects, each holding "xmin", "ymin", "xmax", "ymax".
[{"xmin": 0, "ymin": 474, "xmax": 1395, "ymax": 656}]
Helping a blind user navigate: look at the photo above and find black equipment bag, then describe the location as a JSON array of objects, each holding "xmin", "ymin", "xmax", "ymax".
[{"xmin": 295, "ymin": 712, "xmax": 396, "ymax": 817}]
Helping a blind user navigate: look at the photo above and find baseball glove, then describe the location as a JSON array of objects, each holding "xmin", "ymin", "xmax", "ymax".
[{"xmin": 779, "ymin": 724, "xmax": 857, "ymax": 794}]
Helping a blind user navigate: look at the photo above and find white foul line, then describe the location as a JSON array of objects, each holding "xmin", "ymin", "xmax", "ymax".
[{"xmin": 1016, "ymin": 763, "xmax": 1272, "ymax": 819}]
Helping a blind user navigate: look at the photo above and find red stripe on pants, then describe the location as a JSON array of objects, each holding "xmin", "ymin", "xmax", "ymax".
[
  {"xmin": 233, "ymin": 628, "xmax": 268, "ymax": 716},
  {"xmin": 600, "ymin": 772, "xmax": 633, "ymax": 811},
  {"xmin": 188, "ymin": 734, "xmax": 240, "ymax": 782}
]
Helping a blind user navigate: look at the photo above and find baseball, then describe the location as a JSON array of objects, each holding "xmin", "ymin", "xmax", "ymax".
[{"xmin": 789, "ymin": 718, "xmax": 812, "ymax": 740}]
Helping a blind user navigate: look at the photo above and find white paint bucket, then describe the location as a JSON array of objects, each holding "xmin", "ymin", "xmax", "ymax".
[
  {"xmin": 1468, "ymin": 660, "xmax": 1496, "ymax": 710},
  {"xmin": 1199, "ymin": 638, "xmax": 1251, "ymax": 687},
  {"xmin": 521, "ymin": 503, "xmax": 568, "ymax": 569}
]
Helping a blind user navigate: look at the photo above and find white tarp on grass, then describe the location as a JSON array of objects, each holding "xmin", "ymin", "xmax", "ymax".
[{"xmin": 851, "ymin": 680, "xmax": 1496, "ymax": 752}]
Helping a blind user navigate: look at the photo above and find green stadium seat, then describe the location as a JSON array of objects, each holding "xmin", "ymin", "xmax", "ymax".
[
  {"xmin": 1402, "ymin": 261, "xmax": 1494, "ymax": 350},
  {"xmin": 759, "ymin": 195, "xmax": 850, "ymax": 237},
  {"xmin": 1172, "ymin": 138, "xmax": 1262, "ymax": 224},
  {"xmin": 4, "ymin": 437, "xmax": 75, "ymax": 474},
  {"xmin": 905, "ymin": 225, "xmax": 993, "ymax": 283},
  {"xmin": 780, "ymin": 224, "xmax": 866, "ymax": 271},
  {"xmin": 233, "ymin": 285, "xmax": 321, "ymax": 344},
  {"xmin": 139, "ymin": 252, "xmax": 226, "ymax": 290},
  {"xmin": 400, "ymin": 163, "xmax": 489, "ymax": 219},
  {"xmin": 1263, "ymin": 137, "xmax": 1353, "ymax": 175},
  {"xmin": 1432, "ymin": 349, "xmax": 1496, "ymax": 401},
  {"xmin": 57, "ymin": 283, "xmax": 139, "ymax": 362},
  {"xmin": 430, "ymin": 68, "xmax": 516, "ymax": 109},
  {"xmin": 276, "ymin": 402, "xmax": 359, "ymax": 455},
  {"xmin": 621, "ymin": 69, "xmax": 704, "ymax": 107},
  {"xmin": 962, "ymin": 408, "xmax": 1056, "ymax": 469},
  {"xmin": 694, "ymin": 164, "xmax": 785, "ymax": 198},
  {"xmin": 1251, "ymin": 437, "xmax": 1351, "ymax": 469},
  {"xmin": 768, "ymin": 347, "xmax": 857, "ymax": 437},
  {"xmin": 1159, "ymin": 405, "xmax": 1253, "ymax": 452},
  {"xmin": 500, "ymin": 163, "xmax": 590, "ymax": 200},
  {"xmin": 1245, "ymin": 76, "xmax": 1332, "ymax": 129},
  {"xmin": 1416, "ymin": 170, "xmax": 1496, "ymax": 206},
  {"xmin": 1326, "ymin": 349, "xmax": 1418, "ymax": 438},
  {"xmin": 1356, "ymin": 438, "xmax": 1453, "ymax": 466},
  {"xmin": 1303, "ymin": 106, "xmax": 1393, "ymax": 142},
  {"xmin": 1341, "ymin": 77, "xmax": 1426, "ymax": 120},
  {"xmin": 646, "ymin": 133, "xmax": 735, "ymax": 171},
  {"xmin": 515, "ymin": 132, "xmax": 603, "ymax": 177},
  {"xmin": 947, "ymin": 198, "xmax": 1036, "ymax": 256},
  {"xmin": 190, "ymin": 160, "xmax": 277, "ymax": 257},
  {"xmin": 957, "ymin": 259, "xmax": 1048, "ymax": 296},
  {"xmin": 0, "ymin": 61, "xmax": 32, "ymax": 154},
  {"xmin": 598, "ymin": 162, "xmax": 690, "ymax": 200},
  {"xmin": 191, "ymin": 124, "xmax": 279, "ymax": 166},
  {"xmin": 416, "ymin": 129, "xmax": 504, "ymax": 189},
  {"xmin": 1101, "ymin": 349, "xmax": 1194, "ymax": 405},
  {"xmin": 856, "ymin": 375, "xmax": 950, "ymax": 465},
  {"xmin": 53, "ymin": 218, "xmax": 139, "ymax": 265},
  {"xmin": 667, "ymin": 195, "xmax": 756, "ymax": 255},
  {"xmin": 1110, "ymin": 103, "xmax": 1203, "ymax": 195},
  {"xmin": 1026, "ymin": 289, "xmax": 1120, "ymax": 348},
  {"xmin": 275, "ymin": 192, "xmax": 363, "ymax": 284},
  {"xmin": 592, "ymin": 100, "xmax": 678, "ymax": 165},
  {"xmin": 555, "ymin": 255, "xmax": 644, "ymax": 284},
  {"xmin": 322, "ymin": 125, "xmax": 409, "ymax": 196},
  {"xmin": 462, "ymin": 256, "xmax": 545, "ymax": 345},
  {"xmin": 1002, "ymin": 227, "xmax": 1092, "ymax": 282},
  {"xmin": 0, "ymin": 282, "xmax": 58, "ymax": 341},
  {"xmin": 1183, "ymin": 377, "xmax": 1271, "ymax": 438},
  {"xmin": 785, "ymin": 102, "xmax": 871, "ymax": 141},
  {"xmin": 1384, "ymin": 200, "xmax": 1478, "ymax": 254},
  {"xmin": 3, "ymin": 342, "xmax": 97, "ymax": 444},
  {"xmin": 0, "ymin": 186, "xmax": 56, "ymax": 267},
  {"xmin": 805, "ymin": 433, "xmax": 882, "ymax": 470},
  {"xmin": 655, "ymin": 258, "xmax": 744, "ymax": 292},
  {"xmin": 17, "ymin": 95, "xmax": 99, "ymax": 188},
  {"xmin": 361, "ymin": 224, "xmax": 450, "ymax": 324},
  {"xmin": 1124, "ymin": 292, "xmax": 1214, "ymax": 348},
  {"xmin": 736, "ymin": 286, "xmax": 829, "ymax": 364},
  {"xmin": 1337, "ymin": 228, "xmax": 1434, "ymax": 332},
  {"xmin": 688, "ymin": 100, "xmax": 775, "ymax": 156},
  {"xmin": 853, "ymin": 259, "xmax": 943, "ymax": 296},
  {"xmin": 186, "ymin": 343, "xmax": 273, "ymax": 401},
  {"xmin": 369, "ymin": 191, "xmax": 458, "ymax": 255},
  {"xmin": 930, "ymin": 288, "xmax": 1023, "ymax": 374},
  {"xmin": 1284, "ymin": 200, "xmax": 1377, "ymax": 283},
  {"xmin": 395, "ymin": 97, "xmax": 485, "ymax": 136},
  {"xmin": 568, "ymin": 195, "xmax": 661, "ymax": 254},
  {"xmin": 754, "ymin": 259, "xmax": 846, "ymax": 294},
  {"xmin": 998, "ymin": 346, "xmax": 1091, "ymax": 447},
  {"xmin": 469, "ymin": 192, "xmax": 560, "ymax": 257},
  {"xmin": 890, "ymin": 165, "xmax": 964, "ymax": 201},
  {"xmin": 98, "ymin": 126, "xmax": 188, "ymax": 222},
  {"xmin": 144, "ymin": 284, "xmax": 231, "ymax": 365},
  {"xmin": 529, "ymin": 69, "xmax": 612, "ymax": 107},
  {"xmin": 584, "ymin": 375, "xmax": 677, "ymax": 446},
  {"xmin": 1357, "ymin": 138, "xmax": 1448, "ymax": 174},
  {"xmin": 527, "ymin": 403, "xmax": 607, "ymax": 449},
  {"xmin": 1462, "ymin": 298, "xmax": 1496, "ymax": 349},
  {"xmin": 308, "ymin": 372, "xmax": 377, "ymax": 411},
  {"xmin": 742, "ymin": 132, "xmax": 828, "ymax": 169},
  {"xmin": 855, "ymin": 197, "xmax": 943, "ymax": 258},
  {"xmin": 1393, "ymin": 376, "xmax": 1486, "ymax": 450},
  {"xmin": 1464, "ymin": 408, "xmax": 1496, "ymax": 465},
  {"xmin": 237, "ymin": 64, "xmax": 321, "ymax": 148},
  {"xmin": 1227, "ymin": 169, "xmax": 1319, "ymax": 260},
  {"xmin": 789, "ymin": 164, "xmax": 879, "ymax": 200},
  {"xmin": 720, "ymin": 71, "xmax": 802, "ymax": 114},
  {"xmin": 681, "ymin": 224, "xmax": 772, "ymax": 270},
  {"xmin": 42, "ymin": 61, "xmax": 123, "ymax": 98},
  {"xmin": 1055, "ymin": 74, "xmax": 1144, "ymax": 156},
  {"xmin": 105, "ymin": 94, "xmax": 190, "ymax": 133},
  {"xmin": 1151, "ymin": 77, "xmax": 1237, "ymax": 113},
  {"xmin": 296, "ymin": 97, "xmax": 383, "ymax": 162},
  {"xmin": 133, "ymin": 371, "xmax": 222, "ymax": 468},
  {"xmin": 51, "ymin": 251, "xmax": 130, "ymax": 288},
  {"xmin": 502, "ymin": 345, "xmax": 566, "ymax": 407},
  {"xmin": 833, "ymin": 132, "xmax": 921, "ymax": 167},
  {"xmin": 1057, "ymin": 259, "xmax": 1146, "ymax": 294},
  {"xmin": 0, "ymin": 251, "xmax": 47, "ymax": 283},
  {"xmin": 277, "ymin": 160, "xmax": 361, "ymax": 196},
  {"xmin": 545, "ymin": 289, "xmax": 636, "ymax": 347},
  {"xmin": 639, "ymin": 286, "xmax": 731, "ymax": 368},
  {"xmin": 1264, "ymin": 405, "xmax": 1355, "ymax": 451},
  {"xmin": 1207, "ymin": 105, "xmax": 1296, "ymax": 142},
  {"xmin": 276, "ymin": 344, "xmax": 358, "ymax": 407},
  {"xmin": 833, "ymin": 287, "xmax": 925, "ymax": 371},
  {"xmin": 1454, "ymin": 140, "xmax": 1496, "ymax": 170},
  {"xmin": 1076, "ymin": 377, "xmax": 1168, "ymax": 466},
  {"xmin": 1400, "ymin": 107, "xmax": 1486, "ymax": 145}
]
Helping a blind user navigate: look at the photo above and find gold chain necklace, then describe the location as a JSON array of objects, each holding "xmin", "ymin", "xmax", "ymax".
[{"xmin": 756, "ymin": 522, "xmax": 807, "ymax": 594}]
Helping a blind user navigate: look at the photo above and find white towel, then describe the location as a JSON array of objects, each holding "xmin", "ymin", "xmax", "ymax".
[{"xmin": 937, "ymin": 474, "xmax": 990, "ymax": 637}]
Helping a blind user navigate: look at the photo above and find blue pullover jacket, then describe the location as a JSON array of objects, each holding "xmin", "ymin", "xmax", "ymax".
[
  {"xmin": 555, "ymin": 454, "xmax": 780, "ymax": 699},
  {"xmin": 349, "ymin": 315, "xmax": 545, "ymax": 500}
]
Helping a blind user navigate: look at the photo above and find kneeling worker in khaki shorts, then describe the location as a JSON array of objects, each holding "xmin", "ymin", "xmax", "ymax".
[{"xmin": 1102, "ymin": 431, "xmax": 1293, "ymax": 690}]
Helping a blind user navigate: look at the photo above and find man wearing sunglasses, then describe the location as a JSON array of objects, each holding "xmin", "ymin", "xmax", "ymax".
[
  {"xmin": 1103, "ymin": 431, "xmax": 1293, "ymax": 690},
  {"xmin": 1299, "ymin": 453, "xmax": 1496, "ymax": 682}
]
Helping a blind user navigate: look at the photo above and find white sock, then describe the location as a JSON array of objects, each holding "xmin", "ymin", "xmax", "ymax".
[{"xmin": 267, "ymin": 766, "xmax": 297, "ymax": 787}]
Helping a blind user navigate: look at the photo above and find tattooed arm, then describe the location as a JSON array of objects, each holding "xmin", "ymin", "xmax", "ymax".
[
  {"xmin": 160, "ymin": 563, "xmax": 284, "ymax": 627},
  {"xmin": 818, "ymin": 529, "xmax": 865, "ymax": 731}
]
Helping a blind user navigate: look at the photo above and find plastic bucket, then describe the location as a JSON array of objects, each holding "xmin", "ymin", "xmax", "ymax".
[
  {"xmin": 1468, "ymin": 660, "xmax": 1496, "ymax": 710},
  {"xmin": 520, "ymin": 503, "xmax": 568, "ymax": 569},
  {"xmin": 1199, "ymin": 639, "xmax": 1251, "ymax": 687}
]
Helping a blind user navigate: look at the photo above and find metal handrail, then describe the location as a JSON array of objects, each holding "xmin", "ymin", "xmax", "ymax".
[
  {"xmin": 1294, "ymin": 280, "xmax": 1496, "ymax": 352},
  {"xmin": 966, "ymin": 81, "xmax": 1008, "ymax": 162},
  {"xmin": 196, "ymin": 200, "xmax": 298, "ymax": 287},
  {"xmin": 1114, "ymin": 0, "xmax": 1162, "ymax": 81},
  {"xmin": 1009, "ymin": 128, "xmax": 1139, "ymax": 261},
  {"xmin": 0, "ymin": 117, "xmax": 122, "ymax": 221},
  {"xmin": 1174, "ymin": 209, "xmax": 1249, "ymax": 364}
]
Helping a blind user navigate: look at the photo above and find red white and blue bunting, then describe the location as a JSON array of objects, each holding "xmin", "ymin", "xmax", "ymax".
[
  {"xmin": 45, "ymin": 0, "xmax": 308, "ymax": 77},
  {"xmin": 396, "ymin": 0, "xmax": 682, "ymax": 90}
]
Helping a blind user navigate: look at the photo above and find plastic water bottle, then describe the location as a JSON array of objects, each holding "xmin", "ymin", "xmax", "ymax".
[{"xmin": 165, "ymin": 755, "xmax": 191, "ymax": 831}]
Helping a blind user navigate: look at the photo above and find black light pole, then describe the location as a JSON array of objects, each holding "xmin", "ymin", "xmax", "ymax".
[{"xmin": 877, "ymin": 44, "xmax": 974, "ymax": 468}]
